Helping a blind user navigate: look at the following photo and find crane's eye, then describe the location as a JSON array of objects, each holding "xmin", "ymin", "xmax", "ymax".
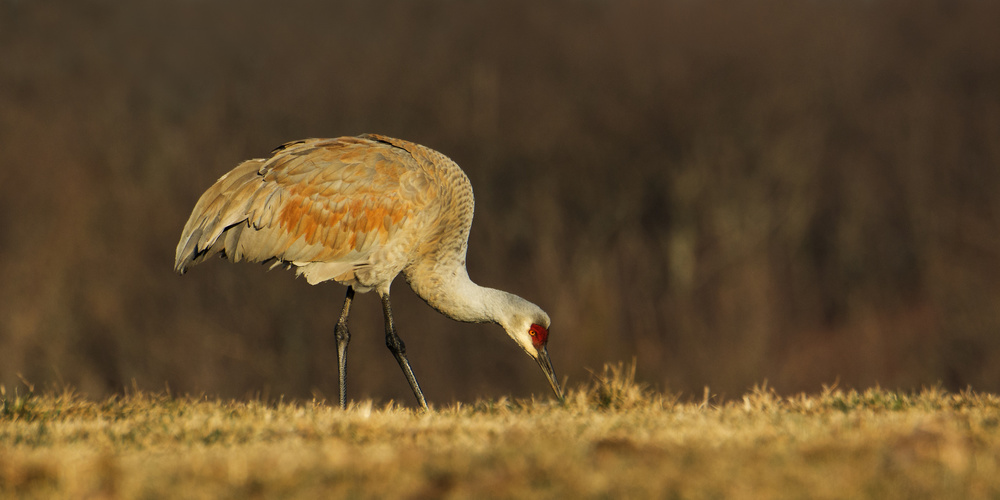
[{"xmin": 528, "ymin": 324, "xmax": 549, "ymax": 347}]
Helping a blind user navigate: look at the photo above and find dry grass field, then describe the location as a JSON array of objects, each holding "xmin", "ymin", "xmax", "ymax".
[
  {"xmin": 3, "ymin": 3, "xmax": 1000, "ymax": 496},
  {"xmin": 3, "ymin": 363, "xmax": 1000, "ymax": 499}
]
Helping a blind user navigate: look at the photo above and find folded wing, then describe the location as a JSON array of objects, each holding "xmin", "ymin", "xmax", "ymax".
[{"xmin": 174, "ymin": 136, "xmax": 436, "ymax": 286}]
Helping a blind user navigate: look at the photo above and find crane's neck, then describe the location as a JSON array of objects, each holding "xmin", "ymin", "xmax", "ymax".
[
  {"xmin": 395, "ymin": 137, "xmax": 524, "ymax": 325},
  {"xmin": 404, "ymin": 263, "xmax": 517, "ymax": 325}
]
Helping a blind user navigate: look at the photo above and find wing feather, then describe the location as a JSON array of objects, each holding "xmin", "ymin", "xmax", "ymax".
[{"xmin": 174, "ymin": 136, "xmax": 434, "ymax": 286}]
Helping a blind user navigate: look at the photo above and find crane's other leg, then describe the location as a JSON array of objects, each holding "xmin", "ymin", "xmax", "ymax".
[
  {"xmin": 334, "ymin": 287, "xmax": 355, "ymax": 409},
  {"xmin": 380, "ymin": 292, "xmax": 429, "ymax": 410}
]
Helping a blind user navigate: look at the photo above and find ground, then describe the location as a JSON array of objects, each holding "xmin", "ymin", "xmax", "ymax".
[{"xmin": 2, "ymin": 364, "xmax": 999, "ymax": 499}]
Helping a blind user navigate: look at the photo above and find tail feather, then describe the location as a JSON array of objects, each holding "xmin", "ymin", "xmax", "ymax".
[
  {"xmin": 173, "ymin": 227, "xmax": 204, "ymax": 274},
  {"xmin": 174, "ymin": 159, "xmax": 264, "ymax": 274}
]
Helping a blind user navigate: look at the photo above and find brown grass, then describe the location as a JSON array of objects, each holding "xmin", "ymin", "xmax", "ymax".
[{"xmin": 3, "ymin": 363, "xmax": 1000, "ymax": 499}]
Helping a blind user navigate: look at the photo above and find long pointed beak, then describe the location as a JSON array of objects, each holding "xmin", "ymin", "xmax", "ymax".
[{"xmin": 535, "ymin": 345, "xmax": 565, "ymax": 402}]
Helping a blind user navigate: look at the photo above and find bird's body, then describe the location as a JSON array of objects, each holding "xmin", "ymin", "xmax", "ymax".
[{"xmin": 175, "ymin": 134, "xmax": 563, "ymax": 408}]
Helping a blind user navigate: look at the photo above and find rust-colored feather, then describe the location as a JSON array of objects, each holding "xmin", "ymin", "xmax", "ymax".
[{"xmin": 174, "ymin": 134, "xmax": 461, "ymax": 290}]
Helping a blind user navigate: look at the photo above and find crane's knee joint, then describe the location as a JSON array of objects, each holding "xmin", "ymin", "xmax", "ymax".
[
  {"xmin": 335, "ymin": 322, "xmax": 350, "ymax": 343},
  {"xmin": 386, "ymin": 334, "xmax": 406, "ymax": 355}
]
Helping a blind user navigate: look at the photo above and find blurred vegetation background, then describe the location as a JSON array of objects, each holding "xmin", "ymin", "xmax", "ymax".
[{"xmin": 2, "ymin": 0, "xmax": 999, "ymax": 403}]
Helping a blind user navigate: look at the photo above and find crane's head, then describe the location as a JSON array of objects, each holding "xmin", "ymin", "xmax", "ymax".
[{"xmin": 499, "ymin": 301, "xmax": 564, "ymax": 403}]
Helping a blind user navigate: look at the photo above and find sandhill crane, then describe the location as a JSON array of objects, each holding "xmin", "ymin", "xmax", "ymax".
[{"xmin": 174, "ymin": 134, "xmax": 563, "ymax": 409}]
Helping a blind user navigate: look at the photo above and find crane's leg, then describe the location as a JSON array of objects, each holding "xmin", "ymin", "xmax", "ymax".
[
  {"xmin": 334, "ymin": 287, "xmax": 355, "ymax": 410},
  {"xmin": 380, "ymin": 292, "xmax": 429, "ymax": 410}
]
